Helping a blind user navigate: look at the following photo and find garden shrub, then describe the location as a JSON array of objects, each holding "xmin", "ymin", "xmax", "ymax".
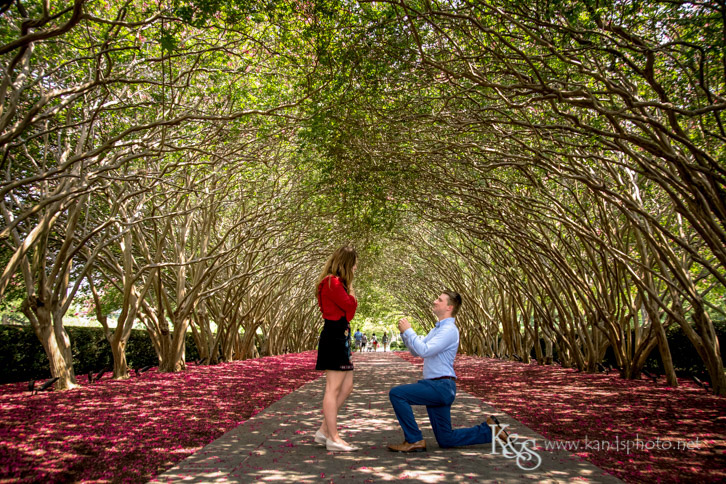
[{"xmin": 0, "ymin": 325, "xmax": 199, "ymax": 384}]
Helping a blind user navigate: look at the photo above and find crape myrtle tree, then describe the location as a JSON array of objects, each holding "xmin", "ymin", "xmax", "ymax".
[
  {"xmin": 180, "ymin": 167, "xmax": 325, "ymax": 366},
  {"xmin": 0, "ymin": 0, "xmax": 174, "ymax": 389},
  {"xmin": 85, "ymin": 151, "xmax": 296, "ymax": 375},
  {"xmin": 398, "ymin": 177, "xmax": 680, "ymax": 378},
  {"xmin": 2, "ymin": 0, "xmax": 724, "ymax": 395},
  {"xmin": 0, "ymin": 0, "xmax": 355, "ymax": 385},
  {"xmin": 394, "ymin": 0, "xmax": 726, "ymax": 393},
  {"xmin": 306, "ymin": 1, "xmax": 725, "ymax": 393}
]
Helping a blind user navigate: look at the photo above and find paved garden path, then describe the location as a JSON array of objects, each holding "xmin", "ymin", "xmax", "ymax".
[{"xmin": 153, "ymin": 352, "xmax": 623, "ymax": 483}]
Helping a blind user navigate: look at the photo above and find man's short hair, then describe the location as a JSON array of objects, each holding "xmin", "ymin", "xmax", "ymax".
[{"xmin": 442, "ymin": 290, "xmax": 462, "ymax": 316}]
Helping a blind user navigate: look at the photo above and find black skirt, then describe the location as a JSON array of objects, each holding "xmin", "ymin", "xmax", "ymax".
[{"xmin": 315, "ymin": 316, "xmax": 354, "ymax": 371}]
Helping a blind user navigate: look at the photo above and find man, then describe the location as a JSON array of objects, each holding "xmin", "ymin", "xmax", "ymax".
[
  {"xmin": 387, "ymin": 290, "xmax": 510, "ymax": 452},
  {"xmin": 354, "ymin": 328, "xmax": 363, "ymax": 353}
]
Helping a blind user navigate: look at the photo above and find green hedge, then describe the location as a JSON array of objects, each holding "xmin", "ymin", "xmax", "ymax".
[
  {"xmin": 0, "ymin": 325, "xmax": 198, "ymax": 384},
  {"xmin": 642, "ymin": 320, "xmax": 726, "ymax": 376},
  {"xmin": 540, "ymin": 320, "xmax": 726, "ymax": 376}
]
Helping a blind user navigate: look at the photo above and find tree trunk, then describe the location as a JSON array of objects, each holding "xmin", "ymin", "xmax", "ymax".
[
  {"xmin": 544, "ymin": 334, "xmax": 553, "ymax": 364},
  {"xmin": 111, "ymin": 340, "xmax": 129, "ymax": 379},
  {"xmin": 160, "ymin": 318, "xmax": 188, "ymax": 372},
  {"xmin": 692, "ymin": 306, "xmax": 726, "ymax": 396},
  {"xmin": 654, "ymin": 319, "xmax": 678, "ymax": 387},
  {"xmin": 23, "ymin": 297, "xmax": 77, "ymax": 390},
  {"xmin": 641, "ymin": 302, "xmax": 678, "ymax": 387}
]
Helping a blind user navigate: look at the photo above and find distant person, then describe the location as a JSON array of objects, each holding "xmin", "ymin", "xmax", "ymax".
[
  {"xmin": 354, "ymin": 329, "xmax": 363, "ymax": 353},
  {"xmin": 382, "ymin": 332, "xmax": 389, "ymax": 352},
  {"xmin": 361, "ymin": 333, "xmax": 367, "ymax": 352},
  {"xmin": 372, "ymin": 333, "xmax": 378, "ymax": 352},
  {"xmin": 387, "ymin": 291, "xmax": 511, "ymax": 453},
  {"xmin": 314, "ymin": 246, "xmax": 360, "ymax": 452}
]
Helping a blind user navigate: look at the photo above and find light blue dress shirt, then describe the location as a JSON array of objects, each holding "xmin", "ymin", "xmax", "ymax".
[{"xmin": 401, "ymin": 317, "xmax": 459, "ymax": 379}]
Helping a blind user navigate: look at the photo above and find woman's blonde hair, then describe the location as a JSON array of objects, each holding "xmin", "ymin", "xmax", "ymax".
[{"xmin": 317, "ymin": 246, "xmax": 358, "ymax": 296}]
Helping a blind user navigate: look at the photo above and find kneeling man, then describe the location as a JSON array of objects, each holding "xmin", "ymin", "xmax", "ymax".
[{"xmin": 388, "ymin": 290, "xmax": 510, "ymax": 452}]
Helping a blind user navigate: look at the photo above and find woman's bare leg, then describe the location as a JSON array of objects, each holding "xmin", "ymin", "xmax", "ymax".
[{"xmin": 319, "ymin": 370, "xmax": 354, "ymax": 442}]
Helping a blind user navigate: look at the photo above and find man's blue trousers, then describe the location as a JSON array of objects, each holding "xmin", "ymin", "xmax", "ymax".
[{"xmin": 389, "ymin": 378, "xmax": 493, "ymax": 447}]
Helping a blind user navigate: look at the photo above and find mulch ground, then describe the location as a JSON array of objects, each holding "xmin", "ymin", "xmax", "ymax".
[
  {"xmin": 0, "ymin": 352, "xmax": 322, "ymax": 483},
  {"xmin": 3, "ymin": 350, "xmax": 723, "ymax": 483},
  {"xmin": 398, "ymin": 352, "xmax": 726, "ymax": 483}
]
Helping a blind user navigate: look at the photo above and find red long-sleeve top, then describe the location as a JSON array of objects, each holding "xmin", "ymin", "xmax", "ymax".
[{"xmin": 317, "ymin": 275, "xmax": 357, "ymax": 322}]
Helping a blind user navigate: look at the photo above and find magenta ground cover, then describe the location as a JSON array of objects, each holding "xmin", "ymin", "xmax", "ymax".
[
  {"xmin": 4, "ymin": 350, "xmax": 724, "ymax": 483},
  {"xmin": 0, "ymin": 351, "xmax": 321, "ymax": 483},
  {"xmin": 398, "ymin": 352, "xmax": 726, "ymax": 483}
]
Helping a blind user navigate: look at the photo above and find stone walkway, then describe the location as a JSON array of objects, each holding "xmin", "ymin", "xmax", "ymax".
[{"xmin": 153, "ymin": 352, "xmax": 623, "ymax": 483}]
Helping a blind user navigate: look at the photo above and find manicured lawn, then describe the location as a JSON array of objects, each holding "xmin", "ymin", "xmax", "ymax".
[
  {"xmin": 0, "ymin": 352, "xmax": 321, "ymax": 483},
  {"xmin": 398, "ymin": 352, "xmax": 726, "ymax": 483}
]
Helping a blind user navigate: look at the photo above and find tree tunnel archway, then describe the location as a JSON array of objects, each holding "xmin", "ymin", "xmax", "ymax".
[{"xmin": 0, "ymin": 0, "xmax": 723, "ymax": 394}]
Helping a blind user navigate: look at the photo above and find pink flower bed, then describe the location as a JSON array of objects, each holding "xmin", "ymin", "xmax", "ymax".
[
  {"xmin": 0, "ymin": 352, "xmax": 322, "ymax": 483},
  {"xmin": 398, "ymin": 352, "xmax": 726, "ymax": 483}
]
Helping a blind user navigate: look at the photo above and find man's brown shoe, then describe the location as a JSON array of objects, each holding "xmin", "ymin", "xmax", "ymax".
[
  {"xmin": 486, "ymin": 416, "xmax": 511, "ymax": 446},
  {"xmin": 387, "ymin": 439, "xmax": 427, "ymax": 452}
]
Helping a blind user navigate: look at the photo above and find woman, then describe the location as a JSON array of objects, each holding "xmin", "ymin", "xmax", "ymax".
[{"xmin": 314, "ymin": 246, "xmax": 359, "ymax": 452}]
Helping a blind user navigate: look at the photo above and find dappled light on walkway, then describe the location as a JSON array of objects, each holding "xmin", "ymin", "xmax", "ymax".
[{"xmin": 156, "ymin": 352, "xmax": 622, "ymax": 483}]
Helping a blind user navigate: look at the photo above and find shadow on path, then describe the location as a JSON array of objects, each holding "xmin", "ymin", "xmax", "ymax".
[{"xmin": 153, "ymin": 352, "xmax": 623, "ymax": 483}]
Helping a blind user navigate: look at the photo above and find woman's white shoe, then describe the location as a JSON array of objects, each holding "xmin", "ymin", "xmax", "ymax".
[
  {"xmin": 325, "ymin": 439, "xmax": 359, "ymax": 452},
  {"xmin": 314, "ymin": 430, "xmax": 328, "ymax": 445}
]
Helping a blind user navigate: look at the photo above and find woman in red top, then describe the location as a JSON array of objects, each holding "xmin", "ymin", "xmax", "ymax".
[{"xmin": 313, "ymin": 246, "xmax": 359, "ymax": 452}]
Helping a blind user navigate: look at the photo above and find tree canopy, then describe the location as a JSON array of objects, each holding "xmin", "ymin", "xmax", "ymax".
[{"xmin": 1, "ymin": 0, "xmax": 724, "ymax": 394}]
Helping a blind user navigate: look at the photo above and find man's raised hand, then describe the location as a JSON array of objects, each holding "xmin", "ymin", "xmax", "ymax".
[{"xmin": 398, "ymin": 318, "xmax": 412, "ymax": 333}]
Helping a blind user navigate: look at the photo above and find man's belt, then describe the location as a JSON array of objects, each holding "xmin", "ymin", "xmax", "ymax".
[{"xmin": 430, "ymin": 376, "xmax": 456, "ymax": 381}]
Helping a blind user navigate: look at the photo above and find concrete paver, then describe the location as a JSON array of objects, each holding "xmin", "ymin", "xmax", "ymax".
[{"xmin": 153, "ymin": 352, "xmax": 623, "ymax": 483}]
